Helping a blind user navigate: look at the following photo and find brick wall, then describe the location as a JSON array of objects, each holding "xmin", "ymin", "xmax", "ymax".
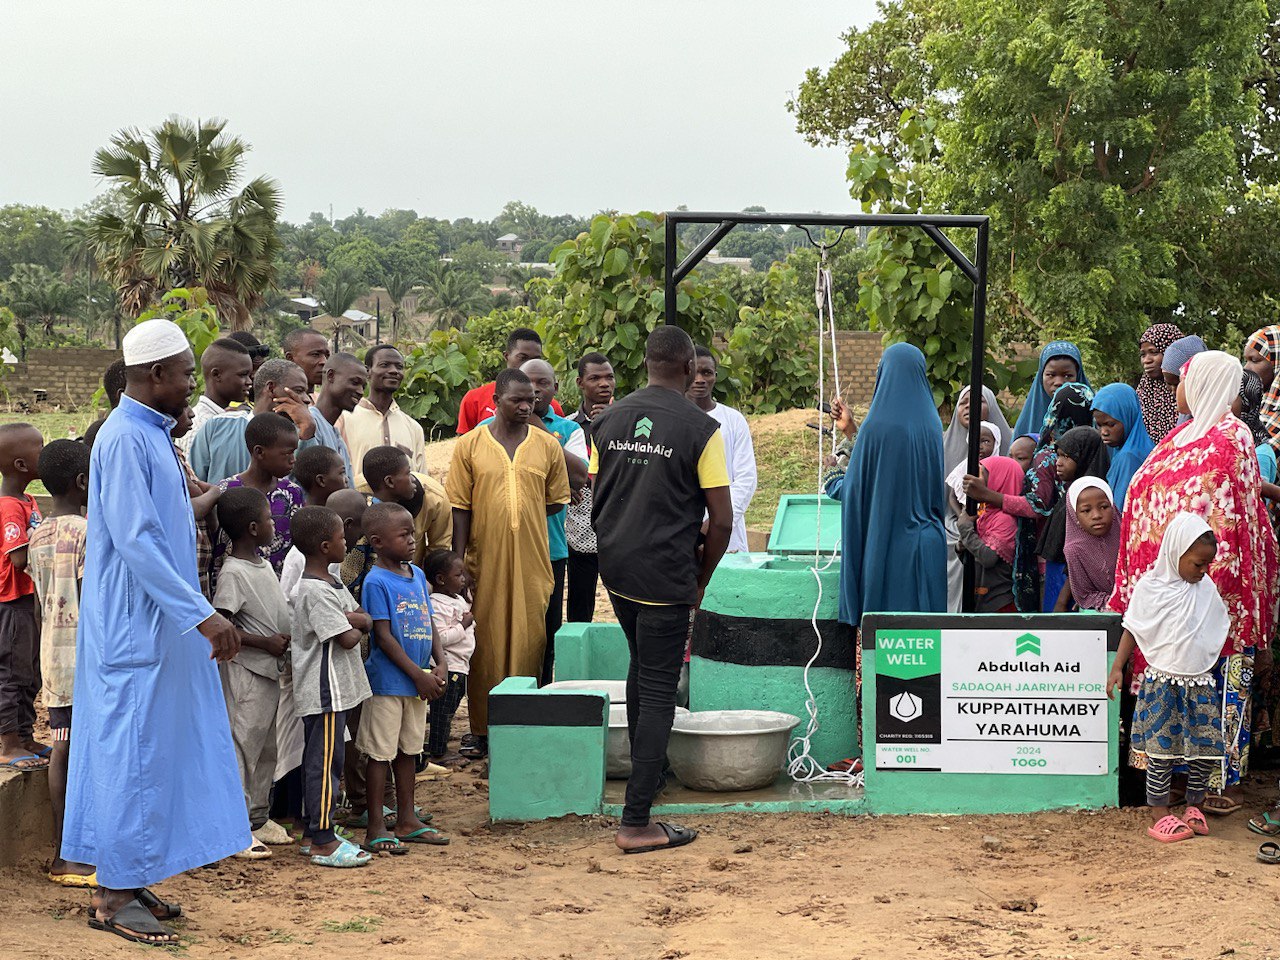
[
  {"xmin": 4, "ymin": 348, "xmax": 121, "ymax": 408},
  {"xmin": 825, "ymin": 330, "xmax": 883, "ymax": 407}
]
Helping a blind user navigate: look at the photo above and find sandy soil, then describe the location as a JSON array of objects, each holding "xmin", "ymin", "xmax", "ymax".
[{"xmin": 3, "ymin": 764, "xmax": 1279, "ymax": 960}]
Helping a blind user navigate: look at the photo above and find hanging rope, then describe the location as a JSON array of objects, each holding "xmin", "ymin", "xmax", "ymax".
[{"xmin": 787, "ymin": 242, "xmax": 863, "ymax": 788}]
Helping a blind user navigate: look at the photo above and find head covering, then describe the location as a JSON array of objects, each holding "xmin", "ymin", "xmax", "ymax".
[
  {"xmin": 942, "ymin": 385, "xmax": 1012, "ymax": 474},
  {"xmin": 1122, "ymin": 512, "xmax": 1229, "ymax": 676},
  {"xmin": 1174, "ymin": 351, "xmax": 1242, "ymax": 448},
  {"xmin": 1137, "ymin": 323, "xmax": 1184, "ymax": 443},
  {"xmin": 1238, "ymin": 369, "xmax": 1270, "ymax": 447},
  {"xmin": 1246, "ymin": 325, "xmax": 1280, "ymax": 450},
  {"xmin": 1012, "ymin": 341, "xmax": 1089, "ymax": 440},
  {"xmin": 944, "ymin": 421, "xmax": 1004, "ymax": 505},
  {"xmin": 1160, "ymin": 335, "xmax": 1207, "ymax": 377},
  {"xmin": 833, "ymin": 342, "xmax": 946, "ymax": 625},
  {"xmin": 1091, "ymin": 383, "xmax": 1155, "ymax": 508},
  {"xmin": 1037, "ymin": 425, "xmax": 1110, "ymax": 563},
  {"xmin": 1063, "ymin": 477, "xmax": 1121, "ymax": 611},
  {"xmin": 976, "ymin": 456, "xmax": 1023, "ymax": 563},
  {"xmin": 122, "ymin": 319, "xmax": 190, "ymax": 367},
  {"xmin": 1038, "ymin": 383, "xmax": 1095, "ymax": 449}
]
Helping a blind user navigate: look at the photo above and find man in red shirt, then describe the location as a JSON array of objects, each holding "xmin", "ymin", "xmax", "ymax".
[
  {"xmin": 0, "ymin": 422, "xmax": 45, "ymax": 771},
  {"xmin": 456, "ymin": 327, "xmax": 563, "ymax": 434}
]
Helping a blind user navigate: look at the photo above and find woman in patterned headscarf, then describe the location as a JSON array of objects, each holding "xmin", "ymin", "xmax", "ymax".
[
  {"xmin": 1244, "ymin": 325, "xmax": 1280, "ymax": 451},
  {"xmin": 1136, "ymin": 323, "xmax": 1184, "ymax": 443}
]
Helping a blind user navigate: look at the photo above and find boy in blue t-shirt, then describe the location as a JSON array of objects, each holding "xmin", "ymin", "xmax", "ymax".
[{"xmin": 355, "ymin": 502, "xmax": 449, "ymax": 852}]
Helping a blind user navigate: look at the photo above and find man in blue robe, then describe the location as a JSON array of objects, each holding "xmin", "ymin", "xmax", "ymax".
[{"xmin": 63, "ymin": 318, "xmax": 247, "ymax": 945}]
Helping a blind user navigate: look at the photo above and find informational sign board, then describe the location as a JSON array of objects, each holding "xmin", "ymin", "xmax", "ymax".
[{"xmin": 870, "ymin": 620, "xmax": 1111, "ymax": 776}]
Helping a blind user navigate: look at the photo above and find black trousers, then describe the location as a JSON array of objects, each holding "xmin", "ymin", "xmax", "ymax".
[
  {"xmin": 566, "ymin": 550, "xmax": 599, "ymax": 623},
  {"xmin": 0, "ymin": 595, "xmax": 38, "ymax": 737},
  {"xmin": 302, "ymin": 710, "xmax": 347, "ymax": 845},
  {"xmin": 427, "ymin": 672, "xmax": 468, "ymax": 756},
  {"xmin": 541, "ymin": 558, "xmax": 567, "ymax": 685},
  {"xmin": 608, "ymin": 592, "xmax": 691, "ymax": 828}
]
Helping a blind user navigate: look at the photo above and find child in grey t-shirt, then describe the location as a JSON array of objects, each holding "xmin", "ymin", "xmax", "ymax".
[{"xmin": 289, "ymin": 506, "xmax": 373, "ymax": 867}]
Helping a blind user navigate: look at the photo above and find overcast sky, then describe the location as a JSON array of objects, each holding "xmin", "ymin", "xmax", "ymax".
[{"xmin": 0, "ymin": 1, "xmax": 876, "ymax": 224}]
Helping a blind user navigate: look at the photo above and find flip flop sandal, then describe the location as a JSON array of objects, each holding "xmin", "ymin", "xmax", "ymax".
[
  {"xmin": 2, "ymin": 753, "xmax": 48, "ymax": 772},
  {"xmin": 29, "ymin": 744, "xmax": 52, "ymax": 758},
  {"xmin": 361, "ymin": 836, "xmax": 410, "ymax": 856},
  {"xmin": 385, "ymin": 807, "xmax": 433, "ymax": 824},
  {"xmin": 1183, "ymin": 806, "xmax": 1210, "ymax": 836},
  {"xmin": 311, "ymin": 839, "xmax": 373, "ymax": 869},
  {"xmin": 1258, "ymin": 841, "xmax": 1280, "ymax": 864},
  {"xmin": 396, "ymin": 826, "xmax": 449, "ymax": 846},
  {"xmin": 1203, "ymin": 794, "xmax": 1243, "ymax": 816},
  {"xmin": 459, "ymin": 735, "xmax": 488, "ymax": 759},
  {"xmin": 233, "ymin": 840, "xmax": 271, "ymax": 860},
  {"xmin": 87, "ymin": 898, "xmax": 180, "ymax": 945},
  {"xmin": 1247, "ymin": 810, "xmax": 1280, "ymax": 837},
  {"xmin": 623, "ymin": 822, "xmax": 699, "ymax": 855},
  {"xmin": 1147, "ymin": 815, "xmax": 1194, "ymax": 843},
  {"xmin": 346, "ymin": 805, "xmax": 393, "ymax": 829},
  {"xmin": 47, "ymin": 870, "xmax": 97, "ymax": 888},
  {"xmin": 135, "ymin": 887, "xmax": 181, "ymax": 920}
]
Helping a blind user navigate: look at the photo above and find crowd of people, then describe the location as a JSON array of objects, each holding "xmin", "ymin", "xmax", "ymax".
[
  {"xmin": 0, "ymin": 320, "xmax": 753, "ymax": 944},
  {"xmin": 822, "ymin": 326, "xmax": 1280, "ymax": 854}
]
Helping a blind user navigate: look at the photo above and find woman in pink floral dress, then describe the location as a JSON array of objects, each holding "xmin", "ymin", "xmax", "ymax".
[{"xmin": 1110, "ymin": 351, "xmax": 1278, "ymax": 814}]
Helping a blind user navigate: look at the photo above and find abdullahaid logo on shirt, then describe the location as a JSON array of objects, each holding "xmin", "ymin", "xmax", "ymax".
[
  {"xmin": 634, "ymin": 417, "xmax": 653, "ymax": 438},
  {"xmin": 607, "ymin": 415, "xmax": 673, "ymax": 459}
]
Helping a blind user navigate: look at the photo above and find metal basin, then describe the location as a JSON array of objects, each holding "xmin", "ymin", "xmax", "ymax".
[
  {"xmin": 667, "ymin": 710, "xmax": 801, "ymax": 792},
  {"xmin": 543, "ymin": 679, "xmax": 627, "ymax": 704},
  {"xmin": 607, "ymin": 704, "xmax": 689, "ymax": 780}
]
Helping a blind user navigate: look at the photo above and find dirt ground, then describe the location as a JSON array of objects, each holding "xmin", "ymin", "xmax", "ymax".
[{"xmin": 3, "ymin": 763, "xmax": 1280, "ymax": 960}]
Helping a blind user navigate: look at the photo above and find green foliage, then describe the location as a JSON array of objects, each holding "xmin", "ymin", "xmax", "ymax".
[
  {"xmin": 421, "ymin": 264, "xmax": 491, "ymax": 329},
  {"xmin": 532, "ymin": 213, "xmax": 736, "ymax": 393},
  {"xmin": 315, "ymin": 266, "xmax": 368, "ymax": 325},
  {"xmin": 0, "ymin": 204, "xmax": 67, "ymax": 279},
  {"xmin": 464, "ymin": 306, "xmax": 536, "ymax": 378},
  {"xmin": 394, "ymin": 328, "xmax": 483, "ymax": 437},
  {"xmin": 721, "ymin": 262, "xmax": 818, "ymax": 414},
  {"xmin": 135, "ymin": 287, "xmax": 221, "ymax": 362},
  {"xmin": 3, "ymin": 263, "xmax": 76, "ymax": 337},
  {"xmin": 329, "ymin": 236, "xmax": 386, "ymax": 286},
  {"xmin": 799, "ymin": 0, "xmax": 1280, "ymax": 387}
]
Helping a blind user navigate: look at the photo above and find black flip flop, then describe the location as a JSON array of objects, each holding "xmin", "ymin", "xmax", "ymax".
[
  {"xmin": 135, "ymin": 887, "xmax": 182, "ymax": 919},
  {"xmin": 459, "ymin": 734, "xmax": 488, "ymax": 760},
  {"xmin": 87, "ymin": 897, "xmax": 179, "ymax": 945},
  {"xmin": 1258, "ymin": 841, "xmax": 1280, "ymax": 865},
  {"xmin": 623, "ymin": 821, "xmax": 698, "ymax": 855}
]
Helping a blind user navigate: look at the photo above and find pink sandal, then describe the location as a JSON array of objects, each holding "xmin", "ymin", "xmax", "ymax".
[
  {"xmin": 1183, "ymin": 806, "xmax": 1209, "ymax": 836},
  {"xmin": 1147, "ymin": 815, "xmax": 1194, "ymax": 843}
]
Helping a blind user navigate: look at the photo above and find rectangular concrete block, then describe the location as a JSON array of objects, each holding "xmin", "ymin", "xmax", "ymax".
[
  {"xmin": 488, "ymin": 677, "xmax": 607, "ymax": 822},
  {"xmin": 552, "ymin": 622, "xmax": 631, "ymax": 682}
]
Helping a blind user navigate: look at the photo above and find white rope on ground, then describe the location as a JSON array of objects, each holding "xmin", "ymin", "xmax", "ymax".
[{"xmin": 787, "ymin": 244, "xmax": 863, "ymax": 788}]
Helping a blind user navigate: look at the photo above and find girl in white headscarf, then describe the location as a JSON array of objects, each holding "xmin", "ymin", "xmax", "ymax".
[
  {"xmin": 1110, "ymin": 351, "xmax": 1278, "ymax": 817},
  {"xmin": 1108, "ymin": 513, "xmax": 1227, "ymax": 844}
]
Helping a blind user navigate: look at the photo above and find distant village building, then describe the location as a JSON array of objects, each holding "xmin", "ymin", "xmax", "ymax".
[
  {"xmin": 311, "ymin": 308, "xmax": 376, "ymax": 342},
  {"xmin": 496, "ymin": 233, "xmax": 524, "ymax": 260}
]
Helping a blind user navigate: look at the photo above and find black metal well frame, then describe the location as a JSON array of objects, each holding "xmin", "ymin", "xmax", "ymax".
[{"xmin": 663, "ymin": 210, "xmax": 991, "ymax": 612}]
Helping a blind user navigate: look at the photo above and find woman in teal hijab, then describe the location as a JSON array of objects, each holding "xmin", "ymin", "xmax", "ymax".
[
  {"xmin": 823, "ymin": 342, "xmax": 946, "ymax": 625},
  {"xmin": 1091, "ymin": 383, "xmax": 1155, "ymax": 507},
  {"xmin": 1012, "ymin": 341, "xmax": 1090, "ymax": 440}
]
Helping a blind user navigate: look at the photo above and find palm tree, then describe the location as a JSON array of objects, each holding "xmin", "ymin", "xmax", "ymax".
[
  {"xmin": 421, "ymin": 263, "xmax": 490, "ymax": 329},
  {"xmin": 498, "ymin": 264, "xmax": 551, "ymax": 306},
  {"xmin": 381, "ymin": 270, "xmax": 419, "ymax": 342},
  {"xmin": 87, "ymin": 116, "xmax": 282, "ymax": 328},
  {"xmin": 315, "ymin": 266, "xmax": 368, "ymax": 351},
  {"xmin": 4, "ymin": 263, "xmax": 77, "ymax": 339}
]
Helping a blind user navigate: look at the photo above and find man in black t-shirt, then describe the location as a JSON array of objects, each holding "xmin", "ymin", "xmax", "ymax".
[{"xmin": 589, "ymin": 327, "xmax": 732, "ymax": 854}]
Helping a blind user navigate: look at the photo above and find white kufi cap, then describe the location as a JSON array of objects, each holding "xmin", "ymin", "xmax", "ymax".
[{"xmin": 123, "ymin": 319, "xmax": 191, "ymax": 366}]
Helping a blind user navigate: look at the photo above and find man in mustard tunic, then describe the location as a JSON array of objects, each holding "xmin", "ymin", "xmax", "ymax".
[{"xmin": 446, "ymin": 368, "xmax": 570, "ymax": 759}]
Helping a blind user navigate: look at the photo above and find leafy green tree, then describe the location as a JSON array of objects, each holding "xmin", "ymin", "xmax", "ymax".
[
  {"xmin": 720, "ymin": 262, "xmax": 818, "ymax": 414},
  {"xmin": 87, "ymin": 116, "xmax": 282, "ymax": 328},
  {"xmin": 395, "ymin": 329, "xmax": 483, "ymax": 436},
  {"xmin": 795, "ymin": 1, "xmax": 1279, "ymax": 383},
  {"xmin": 532, "ymin": 213, "xmax": 736, "ymax": 393},
  {"xmin": 465, "ymin": 306, "xmax": 540, "ymax": 377},
  {"xmin": 449, "ymin": 240, "xmax": 506, "ymax": 280},
  {"xmin": 422, "ymin": 264, "xmax": 490, "ymax": 329},
  {"xmin": 329, "ymin": 235, "xmax": 386, "ymax": 286},
  {"xmin": 0, "ymin": 205, "xmax": 67, "ymax": 279}
]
